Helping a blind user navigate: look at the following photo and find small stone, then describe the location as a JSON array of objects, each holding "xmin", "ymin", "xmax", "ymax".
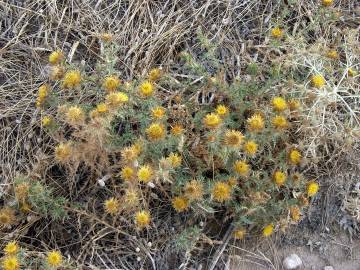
[
  {"xmin": 97, "ymin": 179, "xmax": 105, "ymax": 187},
  {"xmin": 283, "ymin": 254, "xmax": 302, "ymax": 269},
  {"xmin": 324, "ymin": 267, "xmax": 334, "ymax": 270},
  {"xmin": 147, "ymin": 182, "xmax": 155, "ymax": 188}
]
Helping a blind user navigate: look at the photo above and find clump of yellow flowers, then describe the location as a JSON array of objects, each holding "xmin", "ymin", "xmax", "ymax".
[
  {"xmin": 1, "ymin": 242, "xmax": 20, "ymax": 270},
  {"xmin": 32, "ymin": 41, "xmax": 322, "ymax": 250}
]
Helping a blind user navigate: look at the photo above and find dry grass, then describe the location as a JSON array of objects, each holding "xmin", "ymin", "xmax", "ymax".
[{"xmin": 1, "ymin": 0, "xmax": 359, "ymax": 269}]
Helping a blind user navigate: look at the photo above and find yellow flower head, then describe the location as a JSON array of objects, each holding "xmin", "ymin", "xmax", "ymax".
[
  {"xmin": 184, "ymin": 180, "xmax": 204, "ymax": 201},
  {"xmin": 148, "ymin": 68, "xmax": 162, "ymax": 81},
  {"xmin": 212, "ymin": 181, "xmax": 232, "ymax": 202},
  {"xmin": 103, "ymin": 75, "xmax": 121, "ymax": 92},
  {"xmin": 288, "ymin": 99, "xmax": 301, "ymax": 111},
  {"xmin": 247, "ymin": 114, "xmax": 264, "ymax": 132},
  {"xmin": 4, "ymin": 241, "xmax": 19, "ymax": 255},
  {"xmin": 273, "ymin": 171, "xmax": 287, "ymax": 187},
  {"xmin": 311, "ymin": 74, "xmax": 326, "ymax": 88},
  {"xmin": 326, "ymin": 50, "xmax": 338, "ymax": 59},
  {"xmin": 49, "ymin": 50, "xmax": 64, "ymax": 65},
  {"xmin": 307, "ymin": 181, "xmax": 319, "ymax": 197},
  {"xmin": 36, "ymin": 97, "xmax": 45, "ymax": 108},
  {"xmin": 41, "ymin": 116, "xmax": 53, "ymax": 127},
  {"xmin": 137, "ymin": 165, "xmax": 153, "ymax": 183},
  {"xmin": 106, "ymin": 92, "xmax": 129, "ymax": 107},
  {"xmin": 203, "ymin": 113, "xmax": 222, "ymax": 129},
  {"xmin": 322, "ymin": 0, "xmax": 333, "ymax": 7},
  {"xmin": 63, "ymin": 70, "xmax": 81, "ymax": 88},
  {"xmin": 120, "ymin": 166, "xmax": 135, "ymax": 182},
  {"xmin": 172, "ymin": 196, "xmax": 189, "ymax": 212},
  {"xmin": 121, "ymin": 146, "xmax": 139, "ymax": 162},
  {"xmin": 139, "ymin": 81, "xmax": 154, "ymax": 97},
  {"xmin": 151, "ymin": 106, "xmax": 166, "ymax": 119},
  {"xmin": 66, "ymin": 106, "xmax": 85, "ymax": 125},
  {"xmin": 233, "ymin": 160, "xmax": 250, "ymax": 176},
  {"xmin": 234, "ymin": 228, "xmax": 246, "ymax": 240},
  {"xmin": 262, "ymin": 224, "xmax": 274, "ymax": 237},
  {"xmin": 104, "ymin": 197, "xmax": 120, "ymax": 215},
  {"xmin": 171, "ymin": 124, "xmax": 184, "ymax": 136},
  {"xmin": 55, "ymin": 142, "xmax": 72, "ymax": 162},
  {"xmin": 290, "ymin": 206, "xmax": 301, "ymax": 222},
  {"xmin": 289, "ymin": 149, "xmax": 302, "ymax": 165},
  {"xmin": 215, "ymin": 105, "xmax": 229, "ymax": 116},
  {"xmin": 101, "ymin": 33, "xmax": 113, "ymax": 42},
  {"xmin": 38, "ymin": 84, "xmax": 50, "ymax": 99},
  {"xmin": 224, "ymin": 129, "xmax": 244, "ymax": 148},
  {"xmin": 124, "ymin": 189, "xmax": 139, "ymax": 206},
  {"xmin": 272, "ymin": 97, "xmax": 287, "ymax": 112},
  {"xmin": 348, "ymin": 68, "xmax": 357, "ymax": 77},
  {"xmin": 166, "ymin": 152, "xmax": 182, "ymax": 168},
  {"xmin": 47, "ymin": 250, "xmax": 62, "ymax": 267},
  {"xmin": 0, "ymin": 208, "xmax": 16, "ymax": 225},
  {"xmin": 272, "ymin": 115, "xmax": 288, "ymax": 129},
  {"xmin": 135, "ymin": 210, "xmax": 151, "ymax": 229},
  {"xmin": 271, "ymin": 27, "xmax": 283, "ymax": 38},
  {"xmin": 243, "ymin": 140, "xmax": 258, "ymax": 156},
  {"xmin": 146, "ymin": 123, "xmax": 166, "ymax": 141},
  {"xmin": 50, "ymin": 66, "xmax": 65, "ymax": 80},
  {"xmin": 96, "ymin": 103, "xmax": 109, "ymax": 114},
  {"xmin": 2, "ymin": 256, "xmax": 19, "ymax": 270}
]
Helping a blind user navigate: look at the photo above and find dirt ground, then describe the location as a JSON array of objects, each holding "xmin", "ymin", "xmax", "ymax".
[
  {"xmin": 228, "ymin": 226, "xmax": 360, "ymax": 270},
  {"xmin": 226, "ymin": 177, "xmax": 360, "ymax": 270}
]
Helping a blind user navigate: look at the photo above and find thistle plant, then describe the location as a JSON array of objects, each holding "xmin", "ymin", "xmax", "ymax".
[{"xmin": 24, "ymin": 33, "xmax": 324, "ymax": 243}]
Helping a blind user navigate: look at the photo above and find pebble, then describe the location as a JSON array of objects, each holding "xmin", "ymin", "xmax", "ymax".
[
  {"xmin": 324, "ymin": 267, "xmax": 334, "ymax": 270},
  {"xmin": 97, "ymin": 179, "xmax": 105, "ymax": 187},
  {"xmin": 283, "ymin": 254, "xmax": 302, "ymax": 269}
]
